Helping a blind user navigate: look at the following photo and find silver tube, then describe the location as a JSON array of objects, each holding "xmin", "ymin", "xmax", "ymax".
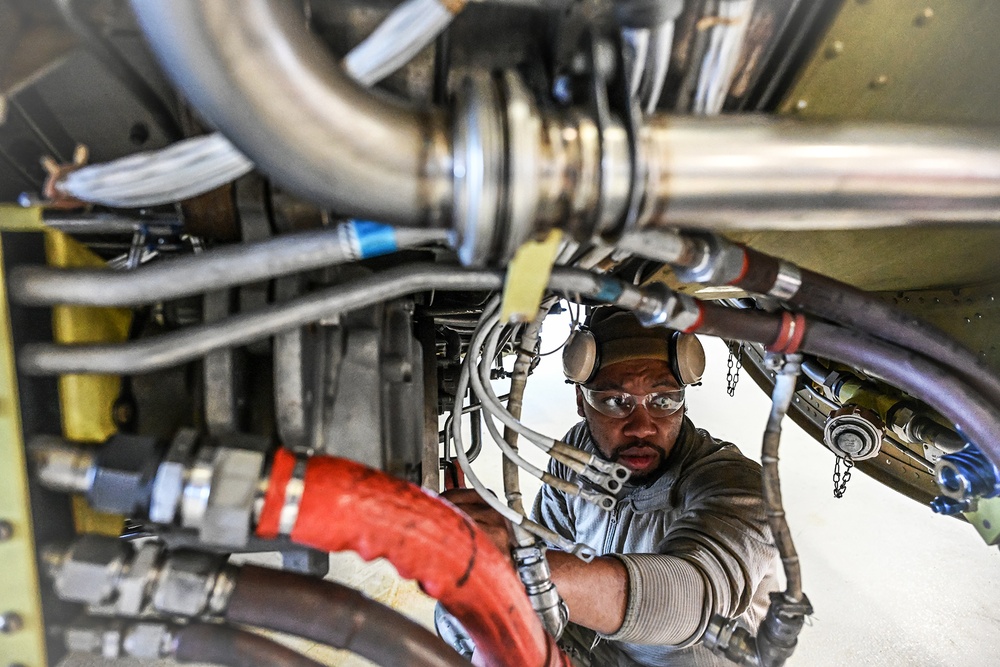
[
  {"xmin": 638, "ymin": 116, "xmax": 1000, "ymax": 230},
  {"xmin": 20, "ymin": 267, "xmax": 622, "ymax": 376},
  {"xmin": 12, "ymin": 227, "xmax": 450, "ymax": 307},
  {"xmin": 128, "ymin": 0, "xmax": 451, "ymax": 226},
  {"xmin": 21, "ymin": 267, "xmax": 501, "ymax": 375}
]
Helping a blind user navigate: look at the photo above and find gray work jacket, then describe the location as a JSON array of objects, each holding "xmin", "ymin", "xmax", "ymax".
[{"xmin": 532, "ymin": 418, "xmax": 780, "ymax": 667}]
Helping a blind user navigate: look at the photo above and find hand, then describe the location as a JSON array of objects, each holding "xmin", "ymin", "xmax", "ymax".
[{"xmin": 441, "ymin": 488, "xmax": 514, "ymax": 560}]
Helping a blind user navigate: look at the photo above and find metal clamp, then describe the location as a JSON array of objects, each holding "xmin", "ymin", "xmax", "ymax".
[
  {"xmin": 769, "ymin": 261, "xmax": 803, "ymax": 301},
  {"xmin": 278, "ymin": 457, "xmax": 308, "ymax": 537}
]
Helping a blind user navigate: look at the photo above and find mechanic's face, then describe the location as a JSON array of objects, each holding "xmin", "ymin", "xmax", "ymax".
[{"xmin": 576, "ymin": 359, "xmax": 684, "ymax": 484}]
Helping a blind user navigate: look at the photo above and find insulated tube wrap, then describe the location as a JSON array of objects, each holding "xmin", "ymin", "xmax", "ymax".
[{"xmin": 256, "ymin": 450, "xmax": 571, "ymax": 667}]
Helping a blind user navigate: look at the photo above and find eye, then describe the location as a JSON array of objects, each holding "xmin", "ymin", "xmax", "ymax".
[
  {"xmin": 600, "ymin": 394, "xmax": 632, "ymax": 410},
  {"xmin": 648, "ymin": 391, "xmax": 683, "ymax": 412}
]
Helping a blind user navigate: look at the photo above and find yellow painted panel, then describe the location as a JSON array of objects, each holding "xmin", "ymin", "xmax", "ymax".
[
  {"xmin": 0, "ymin": 235, "xmax": 47, "ymax": 667},
  {"xmin": 780, "ymin": 0, "xmax": 1000, "ymax": 125},
  {"xmin": 0, "ymin": 205, "xmax": 44, "ymax": 232},
  {"xmin": 45, "ymin": 231, "xmax": 130, "ymax": 535}
]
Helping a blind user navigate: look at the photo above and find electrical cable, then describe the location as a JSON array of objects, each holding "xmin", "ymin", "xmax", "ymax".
[{"xmin": 451, "ymin": 305, "xmax": 596, "ymax": 560}]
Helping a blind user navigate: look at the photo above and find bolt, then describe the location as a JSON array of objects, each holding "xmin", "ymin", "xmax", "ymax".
[
  {"xmin": 870, "ymin": 74, "xmax": 890, "ymax": 89},
  {"xmin": 0, "ymin": 520, "xmax": 13, "ymax": 541},
  {"xmin": 0, "ymin": 612, "xmax": 24, "ymax": 634},
  {"xmin": 824, "ymin": 40, "xmax": 845, "ymax": 59},
  {"xmin": 914, "ymin": 7, "xmax": 934, "ymax": 26}
]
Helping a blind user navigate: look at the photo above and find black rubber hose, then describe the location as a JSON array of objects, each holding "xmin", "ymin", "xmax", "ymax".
[
  {"xmin": 692, "ymin": 301, "xmax": 1000, "ymax": 468},
  {"xmin": 793, "ymin": 269, "xmax": 1000, "ymax": 407},
  {"xmin": 731, "ymin": 245, "xmax": 1000, "ymax": 409},
  {"xmin": 174, "ymin": 624, "xmax": 325, "ymax": 667},
  {"xmin": 225, "ymin": 565, "xmax": 471, "ymax": 667}
]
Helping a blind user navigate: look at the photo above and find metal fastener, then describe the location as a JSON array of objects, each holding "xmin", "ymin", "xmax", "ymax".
[
  {"xmin": 825, "ymin": 41, "xmax": 844, "ymax": 59},
  {"xmin": 870, "ymin": 74, "xmax": 890, "ymax": 89},
  {"xmin": 0, "ymin": 611, "xmax": 24, "ymax": 634},
  {"xmin": 914, "ymin": 7, "xmax": 934, "ymax": 26},
  {"xmin": 0, "ymin": 520, "xmax": 13, "ymax": 541}
]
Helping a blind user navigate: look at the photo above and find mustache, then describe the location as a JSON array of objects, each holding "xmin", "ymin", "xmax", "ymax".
[{"xmin": 609, "ymin": 441, "xmax": 665, "ymax": 460}]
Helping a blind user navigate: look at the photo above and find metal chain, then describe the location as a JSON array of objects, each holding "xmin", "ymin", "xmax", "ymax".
[
  {"xmin": 832, "ymin": 455, "xmax": 854, "ymax": 498},
  {"xmin": 726, "ymin": 343, "xmax": 743, "ymax": 397}
]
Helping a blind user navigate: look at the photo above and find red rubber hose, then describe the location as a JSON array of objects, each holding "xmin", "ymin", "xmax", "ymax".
[{"xmin": 257, "ymin": 449, "xmax": 570, "ymax": 667}]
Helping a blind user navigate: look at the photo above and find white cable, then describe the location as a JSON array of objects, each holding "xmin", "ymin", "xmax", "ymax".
[
  {"xmin": 344, "ymin": 0, "xmax": 455, "ymax": 87},
  {"xmin": 452, "ymin": 304, "xmax": 596, "ymax": 558},
  {"xmin": 59, "ymin": 133, "xmax": 253, "ymax": 207},
  {"xmin": 471, "ymin": 319, "xmax": 559, "ymax": 452},
  {"xmin": 693, "ymin": 0, "xmax": 754, "ymax": 115}
]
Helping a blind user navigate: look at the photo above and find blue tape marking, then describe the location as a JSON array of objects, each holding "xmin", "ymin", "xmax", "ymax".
[
  {"xmin": 595, "ymin": 279, "xmax": 624, "ymax": 303},
  {"xmin": 351, "ymin": 220, "xmax": 398, "ymax": 258}
]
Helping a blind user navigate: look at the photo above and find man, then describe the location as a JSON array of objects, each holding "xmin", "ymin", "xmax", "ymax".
[{"xmin": 445, "ymin": 307, "xmax": 778, "ymax": 666}]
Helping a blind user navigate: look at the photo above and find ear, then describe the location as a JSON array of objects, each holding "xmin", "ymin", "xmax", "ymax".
[{"xmin": 575, "ymin": 385, "xmax": 586, "ymax": 418}]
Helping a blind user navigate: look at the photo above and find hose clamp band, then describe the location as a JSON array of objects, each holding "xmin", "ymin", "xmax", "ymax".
[
  {"xmin": 278, "ymin": 458, "xmax": 308, "ymax": 536},
  {"xmin": 769, "ymin": 312, "xmax": 808, "ymax": 355},
  {"xmin": 769, "ymin": 261, "xmax": 803, "ymax": 300}
]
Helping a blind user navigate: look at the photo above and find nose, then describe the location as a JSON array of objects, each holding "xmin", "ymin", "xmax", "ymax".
[{"xmin": 621, "ymin": 403, "xmax": 658, "ymax": 439}]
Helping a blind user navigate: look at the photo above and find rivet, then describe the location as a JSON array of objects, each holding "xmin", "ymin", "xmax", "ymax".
[
  {"xmin": 914, "ymin": 7, "xmax": 934, "ymax": 26},
  {"xmin": 0, "ymin": 612, "xmax": 24, "ymax": 634},
  {"xmin": 0, "ymin": 520, "xmax": 12, "ymax": 541},
  {"xmin": 870, "ymin": 74, "xmax": 890, "ymax": 89},
  {"xmin": 825, "ymin": 41, "xmax": 845, "ymax": 59},
  {"xmin": 976, "ymin": 312, "xmax": 983, "ymax": 319},
  {"xmin": 794, "ymin": 99, "xmax": 809, "ymax": 111},
  {"xmin": 965, "ymin": 317, "xmax": 972, "ymax": 324}
]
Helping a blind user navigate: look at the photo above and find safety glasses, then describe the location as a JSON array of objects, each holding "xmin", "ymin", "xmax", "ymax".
[{"xmin": 581, "ymin": 387, "xmax": 685, "ymax": 419}]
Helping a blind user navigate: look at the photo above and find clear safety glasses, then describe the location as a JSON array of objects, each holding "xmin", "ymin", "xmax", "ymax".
[{"xmin": 581, "ymin": 388, "xmax": 685, "ymax": 419}]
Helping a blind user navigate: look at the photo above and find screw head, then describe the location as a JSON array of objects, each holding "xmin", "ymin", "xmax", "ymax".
[
  {"xmin": 870, "ymin": 74, "xmax": 890, "ymax": 89},
  {"xmin": 825, "ymin": 40, "xmax": 845, "ymax": 58},
  {"xmin": 0, "ymin": 612, "xmax": 24, "ymax": 634},
  {"xmin": 915, "ymin": 7, "xmax": 934, "ymax": 26},
  {"xmin": 0, "ymin": 520, "xmax": 13, "ymax": 541}
]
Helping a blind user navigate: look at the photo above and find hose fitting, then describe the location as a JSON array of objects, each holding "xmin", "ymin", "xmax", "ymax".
[
  {"xmin": 933, "ymin": 443, "xmax": 1000, "ymax": 511},
  {"xmin": 512, "ymin": 543, "xmax": 569, "ymax": 640}
]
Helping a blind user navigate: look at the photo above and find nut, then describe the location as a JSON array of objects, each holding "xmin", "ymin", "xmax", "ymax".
[
  {"xmin": 200, "ymin": 447, "xmax": 264, "ymax": 548},
  {"xmin": 122, "ymin": 623, "xmax": 171, "ymax": 659},
  {"xmin": 53, "ymin": 535, "xmax": 130, "ymax": 606},
  {"xmin": 64, "ymin": 624, "xmax": 104, "ymax": 653},
  {"xmin": 152, "ymin": 551, "xmax": 225, "ymax": 617},
  {"xmin": 116, "ymin": 542, "xmax": 163, "ymax": 616}
]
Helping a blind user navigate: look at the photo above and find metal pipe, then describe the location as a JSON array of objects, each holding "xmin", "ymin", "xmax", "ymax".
[
  {"xmin": 638, "ymin": 116, "xmax": 1000, "ymax": 230},
  {"xmin": 128, "ymin": 0, "xmax": 451, "ymax": 226},
  {"xmin": 226, "ymin": 566, "xmax": 470, "ymax": 667},
  {"xmin": 18, "ymin": 267, "xmax": 624, "ymax": 376},
  {"xmin": 12, "ymin": 225, "xmax": 449, "ymax": 307}
]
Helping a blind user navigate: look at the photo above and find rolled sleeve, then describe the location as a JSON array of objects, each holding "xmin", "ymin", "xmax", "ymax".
[{"xmin": 600, "ymin": 553, "xmax": 711, "ymax": 647}]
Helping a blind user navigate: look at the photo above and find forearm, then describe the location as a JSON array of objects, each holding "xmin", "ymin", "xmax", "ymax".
[
  {"xmin": 550, "ymin": 550, "xmax": 708, "ymax": 647},
  {"xmin": 547, "ymin": 551, "xmax": 628, "ymax": 635}
]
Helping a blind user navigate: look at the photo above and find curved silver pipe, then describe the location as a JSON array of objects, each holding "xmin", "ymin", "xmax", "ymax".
[
  {"xmin": 12, "ymin": 227, "xmax": 449, "ymax": 307},
  {"xmin": 19, "ymin": 266, "xmax": 613, "ymax": 376},
  {"xmin": 129, "ymin": 0, "xmax": 451, "ymax": 226},
  {"xmin": 639, "ymin": 116, "xmax": 1000, "ymax": 230}
]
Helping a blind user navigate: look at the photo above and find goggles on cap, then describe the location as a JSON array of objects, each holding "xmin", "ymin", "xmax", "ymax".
[{"xmin": 581, "ymin": 387, "xmax": 685, "ymax": 419}]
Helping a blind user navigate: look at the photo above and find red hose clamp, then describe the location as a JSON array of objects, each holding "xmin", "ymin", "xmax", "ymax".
[{"xmin": 768, "ymin": 312, "xmax": 808, "ymax": 354}]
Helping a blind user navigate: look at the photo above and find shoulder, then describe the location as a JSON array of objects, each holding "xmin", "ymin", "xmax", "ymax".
[{"xmin": 674, "ymin": 422, "xmax": 763, "ymax": 494}]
